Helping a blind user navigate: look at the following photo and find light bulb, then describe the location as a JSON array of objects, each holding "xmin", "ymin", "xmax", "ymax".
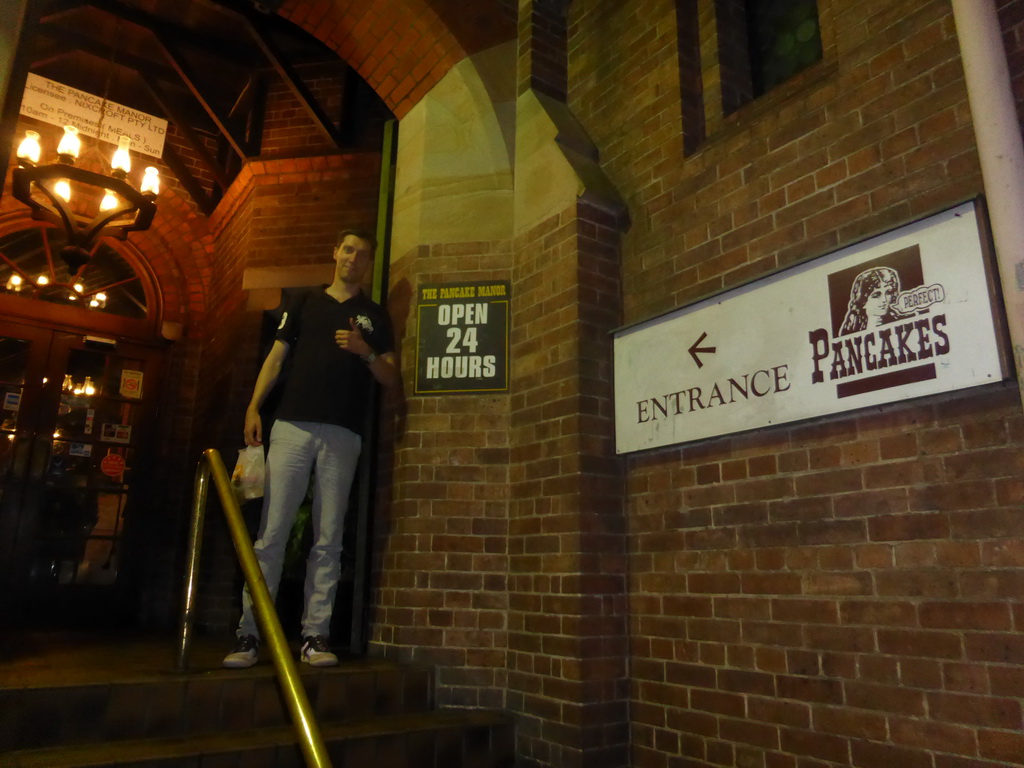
[
  {"xmin": 140, "ymin": 167, "xmax": 160, "ymax": 195},
  {"xmin": 36, "ymin": 275, "xmax": 49, "ymax": 286},
  {"xmin": 16, "ymin": 130, "xmax": 41, "ymax": 165},
  {"xmin": 73, "ymin": 283, "xmax": 84, "ymax": 293},
  {"xmin": 111, "ymin": 135, "xmax": 131, "ymax": 175},
  {"xmin": 54, "ymin": 179, "xmax": 71, "ymax": 202},
  {"xmin": 57, "ymin": 125, "xmax": 80, "ymax": 161},
  {"xmin": 95, "ymin": 292, "xmax": 107, "ymax": 302},
  {"xmin": 83, "ymin": 377, "xmax": 95, "ymax": 396},
  {"xmin": 100, "ymin": 190, "xmax": 118, "ymax": 211},
  {"xmin": 6, "ymin": 274, "xmax": 23, "ymax": 291}
]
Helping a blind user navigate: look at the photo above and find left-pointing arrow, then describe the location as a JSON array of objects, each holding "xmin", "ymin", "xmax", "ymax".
[{"xmin": 688, "ymin": 331, "xmax": 716, "ymax": 368}]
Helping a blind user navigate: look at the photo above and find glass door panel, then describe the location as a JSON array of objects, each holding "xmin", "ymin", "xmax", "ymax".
[
  {"xmin": 0, "ymin": 337, "xmax": 32, "ymax": 478},
  {"xmin": 0, "ymin": 321, "xmax": 52, "ymax": 579},
  {"xmin": 0, "ymin": 323, "xmax": 162, "ymax": 625}
]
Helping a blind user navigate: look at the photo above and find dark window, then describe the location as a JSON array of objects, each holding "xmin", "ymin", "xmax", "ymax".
[{"xmin": 746, "ymin": 0, "xmax": 822, "ymax": 97}]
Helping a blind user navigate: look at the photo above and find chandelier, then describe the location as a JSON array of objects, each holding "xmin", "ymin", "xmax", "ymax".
[{"xmin": 11, "ymin": 125, "xmax": 160, "ymax": 276}]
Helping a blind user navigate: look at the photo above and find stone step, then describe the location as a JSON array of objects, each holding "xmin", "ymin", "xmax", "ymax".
[
  {"xmin": 0, "ymin": 709, "xmax": 515, "ymax": 768},
  {"xmin": 0, "ymin": 659, "xmax": 434, "ymax": 752}
]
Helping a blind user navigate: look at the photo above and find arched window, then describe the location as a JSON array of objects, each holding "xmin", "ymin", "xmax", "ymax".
[{"xmin": 0, "ymin": 226, "xmax": 150, "ymax": 321}]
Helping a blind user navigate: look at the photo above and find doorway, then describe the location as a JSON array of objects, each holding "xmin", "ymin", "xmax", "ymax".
[{"xmin": 0, "ymin": 318, "xmax": 163, "ymax": 626}]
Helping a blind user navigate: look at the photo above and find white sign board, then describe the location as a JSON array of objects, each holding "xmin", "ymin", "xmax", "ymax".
[
  {"xmin": 614, "ymin": 201, "xmax": 1007, "ymax": 454},
  {"xmin": 19, "ymin": 73, "xmax": 167, "ymax": 158}
]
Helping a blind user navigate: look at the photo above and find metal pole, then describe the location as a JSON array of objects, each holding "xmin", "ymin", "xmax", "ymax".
[
  {"xmin": 176, "ymin": 449, "xmax": 334, "ymax": 768},
  {"xmin": 175, "ymin": 463, "xmax": 211, "ymax": 672},
  {"xmin": 951, "ymin": 0, "xmax": 1024, "ymax": 400}
]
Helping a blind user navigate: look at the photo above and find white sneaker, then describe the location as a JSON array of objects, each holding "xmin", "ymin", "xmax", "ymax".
[
  {"xmin": 300, "ymin": 635, "xmax": 338, "ymax": 667},
  {"xmin": 222, "ymin": 634, "xmax": 259, "ymax": 668}
]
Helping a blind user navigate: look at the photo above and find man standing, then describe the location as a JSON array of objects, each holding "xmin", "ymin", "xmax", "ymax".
[{"xmin": 224, "ymin": 229, "xmax": 399, "ymax": 668}]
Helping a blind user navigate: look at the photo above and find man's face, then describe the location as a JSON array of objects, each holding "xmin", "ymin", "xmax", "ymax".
[{"xmin": 333, "ymin": 235, "xmax": 373, "ymax": 284}]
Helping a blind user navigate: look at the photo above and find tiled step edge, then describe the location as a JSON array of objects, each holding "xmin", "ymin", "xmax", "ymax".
[{"xmin": 0, "ymin": 709, "xmax": 514, "ymax": 768}]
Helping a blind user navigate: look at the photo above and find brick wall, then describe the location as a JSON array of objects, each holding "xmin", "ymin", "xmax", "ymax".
[
  {"xmin": 375, "ymin": 237, "xmax": 513, "ymax": 708},
  {"xmin": 1002, "ymin": 0, "xmax": 1024, "ymax": 127},
  {"xmin": 9, "ymin": 0, "xmax": 1024, "ymax": 764},
  {"xmin": 280, "ymin": 0, "xmax": 517, "ymax": 117},
  {"xmin": 281, "ymin": 0, "xmax": 475, "ymax": 118},
  {"xmin": 507, "ymin": 200, "xmax": 629, "ymax": 767},
  {"xmin": 260, "ymin": 62, "xmax": 347, "ymax": 156},
  {"xmin": 564, "ymin": 0, "xmax": 1024, "ymax": 766},
  {"xmin": 376, "ymin": 198, "xmax": 629, "ymax": 766}
]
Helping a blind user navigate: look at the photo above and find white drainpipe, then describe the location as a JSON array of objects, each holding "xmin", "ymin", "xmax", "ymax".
[{"xmin": 951, "ymin": 0, "xmax": 1024, "ymax": 398}]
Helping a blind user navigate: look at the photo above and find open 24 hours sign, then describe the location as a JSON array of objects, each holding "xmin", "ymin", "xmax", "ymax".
[{"xmin": 415, "ymin": 281, "xmax": 510, "ymax": 395}]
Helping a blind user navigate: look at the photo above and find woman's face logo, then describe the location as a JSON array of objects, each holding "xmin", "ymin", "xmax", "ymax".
[
  {"xmin": 838, "ymin": 266, "xmax": 903, "ymax": 335},
  {"xmin": 865, "ymin": 283, "xmax": 895, "ymax": 321}
]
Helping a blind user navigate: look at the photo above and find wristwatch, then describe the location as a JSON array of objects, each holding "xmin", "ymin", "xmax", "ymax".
[{"xmin": 362, "ymin": 351, "xmax": 378, "ymax": 365}]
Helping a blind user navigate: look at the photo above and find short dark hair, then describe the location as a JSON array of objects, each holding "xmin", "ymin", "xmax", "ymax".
[{"xmin": 336, "ymin": 229, "xmax": 378, "ymax": 255}]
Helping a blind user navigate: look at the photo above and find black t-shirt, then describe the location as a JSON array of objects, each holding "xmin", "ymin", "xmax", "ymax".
[{"xmin": 273, "ymin": 287, "xmax": 394, "ymax": 435}]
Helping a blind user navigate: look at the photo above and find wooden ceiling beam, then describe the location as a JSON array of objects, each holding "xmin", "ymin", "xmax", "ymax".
[
  {"xmin": 241, "ymin": 11, "xmax": 343, "ymax": 149},
  {"xmin": 36, "ymin": 0, "xmax": 90, "ymax": 24},
  {"xmin": 196, "ymin": 0, "xmax": 338, "ymax": 65},
  {"xmin": 36, "ymin": 24, "xmax": 183, "ymax": 91},
  {"xmin": 228, "ymin": 76, "xmax": 256, "ymax": 121},
  {"xmin": 159, "ymin": 142, "xmax": 216, "ymax": 216},
  {"xmin": 82, "ymin": 0, "xmax": 261, "ymax": 67},
  {"xmin": 28, "ymin": 47, "xmax": 73, "ymax": 71},
  {"xmin": 153, "ymin": 31, "xmax": 251, "ymax": 160}
]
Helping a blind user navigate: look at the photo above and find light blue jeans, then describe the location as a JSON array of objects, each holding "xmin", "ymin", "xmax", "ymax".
[{"xmin": 237, "ymin": 419, "xmax": 361, "ymax": 640}]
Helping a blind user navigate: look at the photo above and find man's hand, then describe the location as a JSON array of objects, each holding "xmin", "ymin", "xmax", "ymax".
[
  {"xmin": 335, "ymin": 318, "xmax": 371, "ymax": 356},
  {"xmin": 243, "ymin": 407, "xmax": 263, "ymax": 446}
]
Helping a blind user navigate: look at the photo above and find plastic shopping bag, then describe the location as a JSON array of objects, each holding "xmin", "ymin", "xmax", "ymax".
[{"xmin": 231, "ymin": 446, "xmax": 265, "ymax": 501}]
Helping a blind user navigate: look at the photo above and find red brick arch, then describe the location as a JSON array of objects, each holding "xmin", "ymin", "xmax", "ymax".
[
  {"xmin": 280, "ymin": 0, "xmax": 515, "ymax": 118},
  {"xmin": 126, "ymin": 185, "xmax": 214, "ymax": 336}
]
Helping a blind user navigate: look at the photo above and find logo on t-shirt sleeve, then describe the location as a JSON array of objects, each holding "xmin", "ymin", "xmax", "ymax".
[{"xmin": 277, "ymin": 311, "xmax": 289, "ymax": 330}]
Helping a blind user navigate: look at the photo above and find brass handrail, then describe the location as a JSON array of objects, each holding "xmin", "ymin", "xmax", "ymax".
[{"xmin": 176, "ymin": 448, "xmax": 333, "ymax": 768}]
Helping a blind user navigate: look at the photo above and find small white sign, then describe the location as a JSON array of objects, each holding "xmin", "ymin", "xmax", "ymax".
[
  {"xmin": 101, "ymin": 423, "xmax": 132, "ymax": 444},
  {"xmin": 19, "ymin": 73, "xmax": 167, "ymax": 158},
  {"xmin": 120, "ymin": 369, "xmax": 143, "ymax": 399},
  {"xmin": 614, "ymin": 201, "xmax": 1007, "ymax": 454}
]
